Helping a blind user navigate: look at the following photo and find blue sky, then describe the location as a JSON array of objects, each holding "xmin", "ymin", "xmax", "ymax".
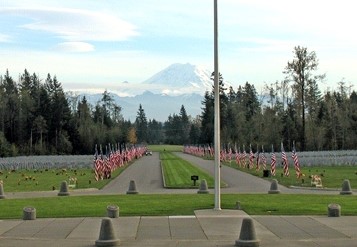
[{"xmin": 0, "ymin": 0, "xmax": 356, "ymax": 95}]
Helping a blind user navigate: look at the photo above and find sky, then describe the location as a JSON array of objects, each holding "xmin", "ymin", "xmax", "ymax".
[{"xmin": 0, "ymin": 0, "xmax": 356, "ymax": 96}]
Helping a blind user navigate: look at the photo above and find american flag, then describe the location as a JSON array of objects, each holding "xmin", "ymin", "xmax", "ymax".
[
  {"xmin": 93, "ymin": 144, "xmax": 100, "ymax": 181},
  {"xmin": 228, "ymin": 146, "xmax": 232, "ymax": 163},
  {"xmin": 292, "ymin": 144, "xmax": 302, "ymax": 178},
  {"xmin": 242, "ymin": 146, "xmax": 247, "ymax": 168},
  {"xmin": 97, "ymin": 145, "xmax": 105, "ymax": 180},
  {"xmin": 260, "ymin": 146, "xmax": 267, "ymax": 170},
  {"xmin": 270, "ymin": 145, "xmax": 276, "ymax": 176},
  {"xmin": 281, "ymin": 143, "xmax": 289, "ymax": 176},
  {"xmin": 235, "ymin": 145, "xmax": 241, "ymax": 167},
  {"xmin": 255, "ymin": 147, "xmax": 260, "ymax": 171},
  {"xmin": 104, "ymin": 145, "xmax": 112, "ymax": 179},
  {"xmin": 249, "ymin": 145, "xmax": 254, "ymax": 169}
]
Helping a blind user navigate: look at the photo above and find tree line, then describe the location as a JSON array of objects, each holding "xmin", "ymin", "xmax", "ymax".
[
  {"xmin": 0, "ymin": 67, "xmax": 191, "ymax": 156},
  {"xmin": 198, "ymin": 46, "xmax": 357, "ymax": 152},
  {"xmin": 0, "ymin": 46, "xmax": 356, "ymax": 156}
]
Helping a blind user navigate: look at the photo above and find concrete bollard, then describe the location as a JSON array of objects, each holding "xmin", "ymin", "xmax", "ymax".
[
  {"xmin": 126, "ymin": 180, "xmax": 138, "ymax": 194},
  {"xmin": 197, "ymin": 179, "xmax": 209, "ymax": 194},
  {"xmin": 268, "ymin": 179, "xmax": 281, "ymax": 194},
  {"xmin": 95, "ymin": 218, "xmax": 120, "ymax": 246},
  {"xmin": 58, "ymin": 181, "xmax": 70, "ymax": 196},
  {"xmin": 340, "ymin": 179, "xmax": 353, "ymax": 195},
  {"xmin": 328, "ymin": 204, "xmax": 341, "ymax": 217},
  {"xmin": 235, "ymin": 218, "xmax": 260, "ymax": 247},
  {"xmin": 107, "ymin": 205, "xmax": 119, "ymax": 218},
  {"xmin": 0, "ymin": 183, "xmax": 5, "ymax": 199},
  {"xmin": 23, "ymin": 207, "xmax": 36, "ymax": 220}
]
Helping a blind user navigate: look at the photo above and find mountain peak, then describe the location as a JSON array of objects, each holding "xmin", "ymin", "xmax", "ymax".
[{"xmin": 143, "ymin": 63, "xmax": 212, "ymax": 94}]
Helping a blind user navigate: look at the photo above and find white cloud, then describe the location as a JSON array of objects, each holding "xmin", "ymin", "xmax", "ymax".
[
  {"xmin": 2, "ymin": 7, "xmax": 139, "ymax": 42},
  {"xmin": 54, "ymin": 42, "xmax": 94, "ymax": 52},
  {"xmin": 0, "ymin": 34, "xmax": 10, "ymax": 42}
]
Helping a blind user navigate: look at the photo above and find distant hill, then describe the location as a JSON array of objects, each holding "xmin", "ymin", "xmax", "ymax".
[
  {"xmin": 78, "ymin": 91, "xmax": 203, "ymax": 122},
  {"xmin": 66, "ymin": 63, "xmax": 214, "ymax": 121}
]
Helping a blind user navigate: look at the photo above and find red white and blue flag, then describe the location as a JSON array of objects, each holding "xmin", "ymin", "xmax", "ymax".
[
  {"xmin": 270, "ymin": 145, "xmax": 276, "ymax": 176},
  {"xmin": 281, "ymin": 142, "xmax": 289, "ymax": 176},
  {"xmin": 292, "ymin": 143, "xmax": 302, "ymax": 178}
]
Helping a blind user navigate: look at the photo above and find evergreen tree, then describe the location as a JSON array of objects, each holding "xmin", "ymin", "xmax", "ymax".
[
  {"xmin": 164, "ymin": 114, "xmax": 182, "ymax": 144},
  {"xmin": 135, "ymin": 104, "xmax": 148, "ymax": 143},
  {"xmin": 147, "ymin": 119, "xmax": 164, "ymax": 144},
  {"xmin": 200, "ymin": 91, "xmax": 214, "ymax": 144},
  {"xmin": 2, "ymin": 70, "xmax": 20, "ymax": 144},
  {"xmin": 179, "ymin": 105, "xmax": 190, "ymax": 144},
  {"xmin": 45, "ymin": 74, "xmax": 73, "ymax": 153},
  {"xmin": 284, "ymin": 46, "xmax": 325, "ymax": 150},
  {"xmin": 76, "ymin": 96, "xmax": 95, "ymax": 153},
  {"xmin": 19, "ymin": 69, "xmax": 36, "ymax": 153}
]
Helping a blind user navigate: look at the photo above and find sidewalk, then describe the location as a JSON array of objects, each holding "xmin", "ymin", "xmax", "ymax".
[
  {"xmin": 1, "ymin": 153, "xmax": 356, "ymax": 246},
  {"xmin": 1, "ymin": 209, "xmax": 357, "ymax": 247}
]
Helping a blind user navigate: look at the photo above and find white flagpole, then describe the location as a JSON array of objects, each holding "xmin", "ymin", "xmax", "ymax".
[{"xmin": 213, "ymin": 0, "xmax": 221, "ymax": 210}]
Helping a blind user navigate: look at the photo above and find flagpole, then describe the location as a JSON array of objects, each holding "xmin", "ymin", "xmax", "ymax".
[{"xmin": 213, "ymin": 0, "xmax": 221, "ymax": 210}]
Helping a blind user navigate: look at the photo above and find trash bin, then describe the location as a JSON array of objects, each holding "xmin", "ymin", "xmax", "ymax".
[{"xmin": 263, "ymin": 170, "xmax": 270, "ymax": 177}]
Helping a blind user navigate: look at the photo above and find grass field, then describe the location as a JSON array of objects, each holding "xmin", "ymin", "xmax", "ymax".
[
  {"xmin": 2, "ymin": 146, "xmax": 357, "ymax": 219},
  {"xmin": 1, "ymin": 194, "xmax": 357, "ymax": 219},
  {"xmin": 148, "ymin": 145, "xmax": 182, "ymax": 152},
  {"xmin": 223, "ymin": 161, "xmax": 357, "ymax": 189},
  {"xmin": 0, "ymin": 166, "xmax": 126, "ymax": 192},
  {"xmin": 160, "ymin": 151, "xmax": 218, "ymax": 188}
]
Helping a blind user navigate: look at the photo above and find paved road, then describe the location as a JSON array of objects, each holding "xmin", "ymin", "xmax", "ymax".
[
  {"xmin": 1, "ymin": 152, "xmax": 356, "ymax": 247},
  {"xmin": 5, "ymin": 151, "xmax": 342, "ymax": 199}
]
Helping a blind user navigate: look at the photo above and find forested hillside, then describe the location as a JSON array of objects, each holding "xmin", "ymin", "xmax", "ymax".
[{"xmin": 1, "ymin": 46, "xmax": 356, "ymax": 156}]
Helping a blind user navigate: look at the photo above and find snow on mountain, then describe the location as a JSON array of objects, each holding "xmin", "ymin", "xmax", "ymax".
[
  {"xmin": 76, "ymin": 91, "xmax": 203, "ymax": 122},
  {"xmin": 67, "ymin": 63, "xmax": 216, "ymax": 121},
  {"xmin": 143, "ymin": 63, "xmax": 212, "ymax": 94}
]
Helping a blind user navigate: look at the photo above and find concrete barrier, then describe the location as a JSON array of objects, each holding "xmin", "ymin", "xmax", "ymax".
[{"xmin": 23, "ymin": 207, "xmax": 36, "ymax": 220}]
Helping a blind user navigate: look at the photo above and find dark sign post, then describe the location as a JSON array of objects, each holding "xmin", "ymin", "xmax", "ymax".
[{"xmin": 191, "ymin": 175, "xmax": 199, "ymax": 186}]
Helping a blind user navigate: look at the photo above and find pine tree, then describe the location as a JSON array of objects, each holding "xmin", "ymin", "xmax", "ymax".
[{"xmin": 135, "ymin": 104, "xmax": 148, "ymax": 143}]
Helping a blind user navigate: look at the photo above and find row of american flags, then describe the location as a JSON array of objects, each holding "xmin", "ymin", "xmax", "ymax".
[
  {"xmin": 183, "ymin": 143, "xmax": 302, "ymax": 178},
  {"xmin": 93, "ymin": 144, "xmax": 147, "ymax": 181}
]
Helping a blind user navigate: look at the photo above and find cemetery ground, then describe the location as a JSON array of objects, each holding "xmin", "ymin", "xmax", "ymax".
[
  {"xmin": 1, "ymin": 145, "xmax": 357, "ymax": 220},
  {"xmin": 0, "ymin": 167, "xmax": 125, "ymax": 192},
  {"xmin": 224, "ymin": 161, "xmax": 357, "ymax": 189}
]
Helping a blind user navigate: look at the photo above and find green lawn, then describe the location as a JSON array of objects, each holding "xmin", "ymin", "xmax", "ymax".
[
  {"xmin": 1, "ymin": 194, "xmax": 356, "ymax": 219},
  {"xmin": 160, "ymin": 151, "xmax": 222, "ymax": 188},
  {"xmin": 223, "ymin": 162, "xmax": 357, "ymax": 189},
  {"xmin": 148, "ymin": 145, "xmax": 183, "ymax": 152},
  {"xmin": 0, "ymin": 166, "xmax": 127, "ymax": 192}
]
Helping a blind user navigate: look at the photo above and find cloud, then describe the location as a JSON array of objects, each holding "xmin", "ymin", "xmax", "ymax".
[
  {"xmin": 0, "ymin": 34, "xmax": 10, "ymax": 42},
  {"xmin": 54, "ymin": 42, "xmax": 94, "ymax": 52},
  {"xmin": 2, "ymin": 7, "xmax": 139, "ymax": 42}
]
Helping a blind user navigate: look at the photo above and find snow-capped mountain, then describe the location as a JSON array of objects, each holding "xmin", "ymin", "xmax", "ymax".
[
  {"xmin": 143, "ymin": 63, "xmax": 213, "ymax": 94},
  {"xmin": 67, "ymin": 63, "xmax": 215, "ymax": 121},
  {"xmin": 76, "ymin": 91, "xmax": 203, "ymax": 122}
]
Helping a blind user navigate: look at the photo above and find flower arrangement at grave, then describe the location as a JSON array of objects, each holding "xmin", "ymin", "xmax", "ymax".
[{"xmin": 310, "ymin": 174, "xmax": 322, "ymax": 187}]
